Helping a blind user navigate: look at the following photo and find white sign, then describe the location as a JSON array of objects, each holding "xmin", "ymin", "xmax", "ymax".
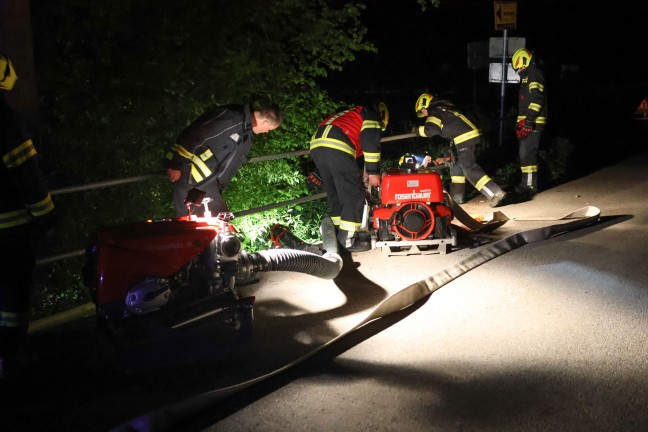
[
  {"xmin": 489, "ymin": 63, "xmax": 519, "ymax": 83},
  {"xmin": 489, "ymin": 37, "xmax": 526, "ymax": 57}
]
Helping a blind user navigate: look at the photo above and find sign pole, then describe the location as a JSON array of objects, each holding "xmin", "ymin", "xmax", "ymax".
[
  {"xmin": 498, "ymin": 29, "xmax": 509, "ymax": 148},
  {"xmin": 493, "ymin": 0, "xmax": 517, "ymax": 147}
]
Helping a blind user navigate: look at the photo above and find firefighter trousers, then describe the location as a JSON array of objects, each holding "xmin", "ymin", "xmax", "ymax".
[
  {"xmin": 310, "ymin": 147, "xmax": 365, "ymax": 246},
  {"xmin": 0, "ymin": 228, "xmax": 34, "ymax": 355},
  {"xmin": 518, "ymin": 130, "xmax": 542, "ymax": 191},
  {"xmin": 172, "ymin": 169, "xmax": 228, "ymax": 217},
  {"xmin": 451, "ymin": 141, "xmax": 503, "ymax": 200}
]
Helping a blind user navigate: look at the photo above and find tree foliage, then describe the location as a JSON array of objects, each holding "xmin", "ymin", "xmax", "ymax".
[
  {"xmin": 31, "ymin": 0, "xmax": 375, "ymax": 235},
  {"xmin": 29, "ymin": 0, "xmax": 377, "ymax": 316}
]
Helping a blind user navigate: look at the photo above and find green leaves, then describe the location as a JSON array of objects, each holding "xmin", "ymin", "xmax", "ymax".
[{"xmin": 29, "ymin": 0, "xmax": 377, "ymax": 316}]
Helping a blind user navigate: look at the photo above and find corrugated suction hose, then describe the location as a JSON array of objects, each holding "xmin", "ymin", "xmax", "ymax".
[{"xmin": 238, "ymin": 217, "xmax": 342, "ymax": 280}]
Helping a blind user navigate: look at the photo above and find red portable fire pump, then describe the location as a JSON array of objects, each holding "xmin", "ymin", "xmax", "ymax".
[
  {"xmin": 371, "ymin": 158, "xmax": 457, "ymax": 255},
  {"xmin": 83, "ymin": 188, "xmax": 342, "ymax": 341}
]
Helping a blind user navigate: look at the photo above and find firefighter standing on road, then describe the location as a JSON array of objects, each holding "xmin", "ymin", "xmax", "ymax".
[
  {"xmin": 163, "ymin": 104, "xmax": 283, "ymax": 216},
  {"xmin": 414, "ymin": 93, "xmax": 507, "ymax": 207},
  {"xmin": 1, "ymin": 54, "xmax": 56, "ymax": 379},
  {"xmin": 309, "ymin": 103, "xmax": 388, "ymax": 252},
  {"xmin": 512, "ymin": 48, "xmax": 548, "ymax": 197}
]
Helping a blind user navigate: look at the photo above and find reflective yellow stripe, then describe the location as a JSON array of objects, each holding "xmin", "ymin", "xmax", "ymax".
[
  {"xmin": 529, "ymin": 103, "xmax": 542, "ymax": 112},
  {"xmin": 425, "ymin": 116, "xmax": 442, "ymax": 127},
  {"xmin": 200, "ymin": 149, "xmax": 213, "ymax": 161},
  {"xmin": 26, "ymin": 194, "xmax": 55, "ymax": 217},
  {"xmin": 529, "ymin": 82, "xmax": 544, "ymax": 92},
  {"xmin": 174, "ymin": 144, "xmax": 212, "ymax": 179},
  {"xmin": 364, "ymin": 151, "xmax": 380, "ymax": 163},
  {"xmin": 0, "ymin": 311, "xmax": 30, "ymax": 328},
  {"xmin": 324, "ymin": 110, "xmax": 351, "ymax": 125},
  {"xmin": 516, "ymin": 115, "xmax": 547, "ymax": 124},
  {"xmin": 339, "ymin": 220, "xmax": 360, "ymax": 232},
  {"xmin": 521, "ymin": 165, "xmax": 538, "ymax": 173},
  {"xmin": 454, "ymin": 129, "xmax": 480, "ymax": 144},
  {"xmin": 190, "ymin": 165, "xmax": 204, "ymax": 182},
  {"xmin": 361, "ymin": 119, "xmax": 382, "ymax": 131},
  {"xmin": 451, "ymin": 176, "xmax": 466, "ymax": 184},
  {"xmin": 0, "ymin": 208, "xmax": 31, "ymax": 229},
  {"xmin": 2, "ymin": 139, "xmax": 37, "ymax": 168},
  {"xmin": 417, "ymin": 125, "xmax": 426, "ymax": 136},
  {"xmin": 475, "ymin": 175, "xmax": 492, "ymax": 191},
  {"xmin": 310, "ymin": 125, "xmax": 356, "ymax": 156},
  {"xmin": 310, "ymin": 138, "xmax": 356, "ymax": 157},
  {"xmin": 453, "ymin": 111, "xmax": 478, "ymax": 130},
  {"xmin": 331, "ymin": 216, "xmax": 341, "ymax": 226}
]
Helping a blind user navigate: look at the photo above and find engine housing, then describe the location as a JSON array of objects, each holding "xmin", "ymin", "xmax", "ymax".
[{"xmin": 373, "ymin": 168, "xmax": 453, "ymax": 242}]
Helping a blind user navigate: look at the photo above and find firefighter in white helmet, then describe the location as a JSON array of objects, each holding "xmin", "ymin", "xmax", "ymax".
[
  {"xmin": 512, "ymin": 47, "xmax": 548, "ymax": 197},
  {"xmin": 414, "ymin": 93, "xmax": 507, "ymax": 207}
]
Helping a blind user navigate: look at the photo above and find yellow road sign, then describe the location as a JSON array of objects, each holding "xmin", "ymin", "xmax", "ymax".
[{"xmin": 494, "ymin": 1, "xmax": 517, "ymax": 30}]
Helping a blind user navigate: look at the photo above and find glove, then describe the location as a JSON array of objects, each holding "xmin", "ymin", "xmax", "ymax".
[
  {"xmin": 412, "ymin": 125, "xmax": 424, "ymax": 137},
  {"xmin": 516, "ymin": 119, "xmax": 534, "ymax": 140},
  {"xmin": 306, "ymin": 171, "xmax": 323, "ymax": 191},
  {"xmin": 184, "ymin": 187, "xmax": 207, "ymax": 206}
]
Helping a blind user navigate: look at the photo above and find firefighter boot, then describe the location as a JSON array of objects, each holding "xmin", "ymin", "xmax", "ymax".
[
  {"xmin": 449, "ymin": 182, "xmax": 465, "ymax": 204},
  {"xmin": 338, "ymin": 229, "xmax": 371, "ymax": 253},
  {"xmin": 489, "ymin": 190, "xmax": 507, "ymax": 208},
  {"xmin": 514, "ymin": 184, "xmax": 538, "ymax": 198},
  {"xmin": 516, "ymin": 170, "xmax": 538, "ymax": 197}
]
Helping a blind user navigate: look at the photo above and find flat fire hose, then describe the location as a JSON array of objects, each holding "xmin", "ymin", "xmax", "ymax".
[
  {"xmin": 115, "ymin": 205, "xmax": 600, "ymax": 432},
  {"xmin": 447, "ymin": 193, "xmax": 510, "ymax": 233}
]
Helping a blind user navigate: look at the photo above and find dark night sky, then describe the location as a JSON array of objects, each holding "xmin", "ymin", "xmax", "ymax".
[
  {"xmin": 320, "ymin": 0, "xmax": 648, "ymax": 128},
  {"xmin": 340, "ymin": 0, "xmax": 647, "ymax": 83}
]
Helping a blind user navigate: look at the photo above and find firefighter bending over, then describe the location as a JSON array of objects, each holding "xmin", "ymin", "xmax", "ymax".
[
  {"xmin": 164, "ymin": 103, "xmax": 283, "ymax": 216},
  {"xmin": 1, "ymin": 54, "xmax": 56, "ymax": 379},
  {"xmin": 414, "ymin": 93, "xmax": 507, "ymax": 207},
  {"xmin": 310, "ymin": 102, "xmax": 388, "ymax": 253}
]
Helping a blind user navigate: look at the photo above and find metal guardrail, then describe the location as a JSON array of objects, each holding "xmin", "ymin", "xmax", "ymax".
[
  {"xmin": 37, "ymin": 134, "xmax": 417, "ymax": 266},
  {"xmin": 37, "ymin": 149, "xmax": 321, "ymax": 266},
  {"xmin": 30, "ymin": 134, "xmax": 419, "ymax": 329}
]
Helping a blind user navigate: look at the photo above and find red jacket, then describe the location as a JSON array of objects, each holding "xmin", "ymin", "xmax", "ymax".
[{"xmin": 309, "ymin": 106, "xmax": 382, "ymax": 174}]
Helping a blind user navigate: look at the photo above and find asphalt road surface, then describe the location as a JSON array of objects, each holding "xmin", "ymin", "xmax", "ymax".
[{"xmin": 3, "ymin": 151, "xmax": 648, "ymax": 432}]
